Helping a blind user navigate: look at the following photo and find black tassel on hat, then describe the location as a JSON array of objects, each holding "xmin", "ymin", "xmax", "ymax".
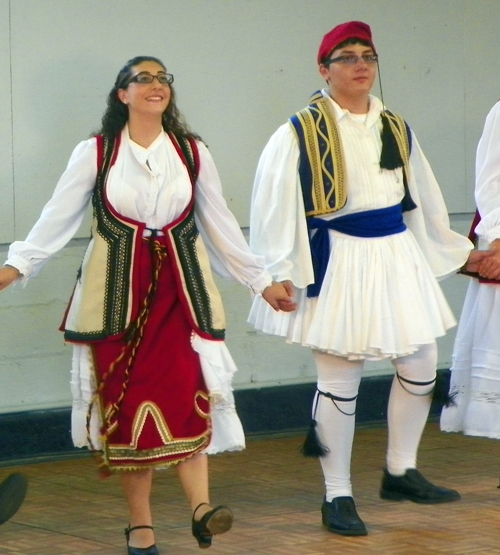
[
  {"xmin": 379, "ymin": 112, "xmax": 417, "ymax": 211},
  {"xmin": 377, "ymin": 62, "xmax": 417, "ymax": 212},
  {"xmin": 380, "ymin": 112, "xmax": 404, "ymax": 171},
  {"xmin": 300, "ymin": 419, "xmax": 329, "ymax": 458},
  {"xmin": 377, "ymin": 60, "xmax": 404, "ymax": 172}
]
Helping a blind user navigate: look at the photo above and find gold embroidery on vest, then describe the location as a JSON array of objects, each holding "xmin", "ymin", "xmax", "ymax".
[
  {"xmin": 383, "ymin": 110, "xmax": 411, "ymax": 167},
  {"xmin": 167, "ymin": 213, "xmax": 226, "ymax": 337},
  {"xmin": 291, "ymin": 97, "xmax": 346, "ymax": 216}
]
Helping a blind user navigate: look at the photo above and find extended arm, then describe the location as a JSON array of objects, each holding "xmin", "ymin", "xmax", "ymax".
[
  {"xmin": 0, "ymin": 266, "xmax": 21, "ymax": 291},
  {"xmin": 4, "ymin": 139, "xmax": 97, "ymax": 281}
]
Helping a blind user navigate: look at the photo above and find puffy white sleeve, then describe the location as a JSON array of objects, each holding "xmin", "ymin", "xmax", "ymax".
[
  {"xmin": 193, "ymin": 141, "xmax": 272, "ymax": 294},
  {"xmin": 474, "ymin": 101, "xmax": 500, "ymax": 244},
  {"xmin": 249, "ymin": 124, "xmax": 313, "ymax": 288},
  {"xmin": 5, "ymin": 139, "xmax": 97, "ymax": 278},
  {"xmin": 403, "ymin": 131, "xmax": 473, "ymax": 279}
]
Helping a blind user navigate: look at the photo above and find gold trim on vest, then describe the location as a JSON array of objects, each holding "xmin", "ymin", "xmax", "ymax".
[{"xmin": 290, "ymin": 95, "xmax": 347, "ymax": 216}]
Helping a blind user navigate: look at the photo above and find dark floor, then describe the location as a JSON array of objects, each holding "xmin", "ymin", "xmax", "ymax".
[{"xmin": 0, "ymin": 422, "xmax": 499, "ymax": 554}]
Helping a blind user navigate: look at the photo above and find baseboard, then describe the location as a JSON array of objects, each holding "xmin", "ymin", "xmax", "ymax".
[{"xmin": 0, "ymin": 370, "xmax": 450, "ymax": 464}]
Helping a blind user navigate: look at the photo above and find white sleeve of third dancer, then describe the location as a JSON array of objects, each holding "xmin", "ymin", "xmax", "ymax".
[{"xmin": 474, "ymin": 101, "xmax": 500, "ymax": 244}]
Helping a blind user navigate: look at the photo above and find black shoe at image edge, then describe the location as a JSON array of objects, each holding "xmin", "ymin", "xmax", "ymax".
[{"xmin": 0, "ymin": 473, "xmax": 28, "ymax": 526}]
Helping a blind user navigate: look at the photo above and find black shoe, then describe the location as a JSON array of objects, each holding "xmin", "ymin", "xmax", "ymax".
[
  {"xmin": 192, "ymin": 503, "xmax": 233, "ymax": 548},
  {"xmin": 0, "ymin": 473, "xmax": 28, "ymax": 525},
  {"xmin": 380, "ymin": 468, "xmax": 461, "ymax": 504},
  {"xmin": 124, "ymin": 525, "xmax": 159, "ymax": 555},
  {"xmin": 321, "ymin": 496, "xmax": 367, "ymax": 536}
]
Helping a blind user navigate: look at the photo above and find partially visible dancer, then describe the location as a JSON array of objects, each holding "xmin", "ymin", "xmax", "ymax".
[
  {"xmin": 0, "ymin": 473, "xmax": 28, "ymax": 526},
  {"xmin": 0, "ymin": 56, "xmax": 286, "ymax": 555},
  {"xmin": 248, "ymin": 21, "xmax": 489, "ymax": 536},
  {"xmin": 441, "ymin": 101, "xmax": 500, "ymax": 440}
]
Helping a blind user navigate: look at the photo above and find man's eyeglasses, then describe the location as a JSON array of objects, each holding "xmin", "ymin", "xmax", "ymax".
[
  {"xmin": 324, "ymin": 54, "xmax": 378, "ymax": 66},
  {"xmin": 128, "ymin": 72, "xmax": 174, "ymax": 85}
]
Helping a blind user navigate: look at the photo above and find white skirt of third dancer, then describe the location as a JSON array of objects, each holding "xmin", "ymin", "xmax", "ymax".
[{"xmin": 441, "ymin": 278, "xmax": 500, "ymax": 439}]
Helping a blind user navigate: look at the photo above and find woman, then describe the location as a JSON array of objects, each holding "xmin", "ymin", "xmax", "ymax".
[
  {"xmin": 0, "ymin": 56, "xmax": 288, "ymax": 555},
  {"xmin": 441, "ymin": 101, "xmax": 500, "ymax": 440}
]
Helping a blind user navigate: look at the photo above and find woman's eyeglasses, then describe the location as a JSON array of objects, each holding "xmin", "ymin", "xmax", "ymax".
[{"xmin": 128, "ymin": 72, "xmax": 174, "ymax": 85}]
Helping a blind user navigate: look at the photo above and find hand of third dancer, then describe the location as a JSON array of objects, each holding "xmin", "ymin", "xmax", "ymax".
[
  {"xmin": 476, "ymin": 240, "xmax": 500, "ymax": 280},
  {"xmin": 262, "ymin": 280, "xmax": 297, "ymax": 312}
]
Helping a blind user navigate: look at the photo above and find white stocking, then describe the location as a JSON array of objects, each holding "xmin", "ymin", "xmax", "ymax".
[
  {"xmin": 387, "ymin": 343, "xmax": 438, "ymax": 476},
  {"xmin": 313, "ymin": 351, "xmax": 363, "ymax": 500}
]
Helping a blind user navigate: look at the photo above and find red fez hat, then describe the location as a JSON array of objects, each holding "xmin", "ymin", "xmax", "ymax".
[{"xmin": 317, "ymin": 21, "xmax": 376, "ymax": 64}]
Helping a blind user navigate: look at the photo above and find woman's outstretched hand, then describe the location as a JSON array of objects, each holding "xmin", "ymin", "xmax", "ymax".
[
  {"xmin": 0, "ymin": 266, "xmax": 21, "ymax": 291},
  {"xmin": 261, "ymin": 280, "xmax": 297, "ymax": 312}
]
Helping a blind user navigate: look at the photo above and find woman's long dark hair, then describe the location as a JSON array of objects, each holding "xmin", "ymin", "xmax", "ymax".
[{"xmin": 95, "ymin": 56, "xmax": 200, "ymax": 141}]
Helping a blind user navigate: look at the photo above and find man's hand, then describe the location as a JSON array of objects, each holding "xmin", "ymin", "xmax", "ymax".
[
  {"xmin": 476, "ymin": 240, "xmax": 500, "ymax": 280},
  {"xmin": 261, "ymin": 280, "xmax": 297, "ymax": 312},
  {"xmin": 0, "ymin": 266, "xmax": 21, "ymax": 291}
]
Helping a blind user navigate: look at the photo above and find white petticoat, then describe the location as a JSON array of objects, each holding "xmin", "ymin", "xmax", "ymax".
[
  {"xmin": 440, "ymin": 279, "xmax": 500, "ymax": 439},
  {"xmin": 70, "ymin": 334, "xmax": 245, "ymax": 455},
  {"xmin": 249, "ymin": 228, "xmax": 456, "ymax": 361}
]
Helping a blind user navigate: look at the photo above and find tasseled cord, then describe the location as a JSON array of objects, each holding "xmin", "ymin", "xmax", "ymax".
[
  {"xmin": 432, "ymin": 370, "xmax": 458, "ymax": 409},
  {"xmin": 380, "ymin": 112, "xmax": 404, "ymax": 170},
  {"xmin": 300, "ymin": 391, "xmax": 329, "ymax": 458},
  {"xmin": 377, "ymin": 60, "xmax": 403, "ymax": 172},
  {"xmin": 396, "ymin": 371, "xmax": 457, "ymax": 409},
  {"xmin": 377, "ymin": 62, "xmax": 417, "ymax": 212}
]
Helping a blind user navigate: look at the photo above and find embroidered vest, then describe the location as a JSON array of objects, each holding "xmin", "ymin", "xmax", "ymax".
[
  {"xmin": 289, "ymin": 91, "xmax": 412, "ymax": 217},
  {"xmin": 60, "ymin": 133, "xmax": 226, "ymax": 342}
]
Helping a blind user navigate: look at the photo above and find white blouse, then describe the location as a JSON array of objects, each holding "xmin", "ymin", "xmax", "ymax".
[
  {"xmin": 6, "ymin": 127, "xmax": 271, "ymax": 294},
  {"xmin": 474, "ymin": 101, "xmax": 500, "ymax": 246}
]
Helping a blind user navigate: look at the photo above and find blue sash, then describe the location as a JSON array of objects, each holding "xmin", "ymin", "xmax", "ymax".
[{"xmin": 307, "ymin": 204, "xmax": 406, "ymax": 297}]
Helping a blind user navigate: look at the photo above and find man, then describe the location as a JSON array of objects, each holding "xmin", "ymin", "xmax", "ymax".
[
  {"xmin": 0, "ymin": 473, "xmax": 28, "ymax": 526},
  {"xmin": 253, "ymin": 21, "xmax": 489, "ymax": 536}
]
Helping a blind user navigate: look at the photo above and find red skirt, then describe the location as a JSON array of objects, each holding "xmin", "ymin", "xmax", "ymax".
[{"xmin": 91, "ymin": 235, "xmax": 211, "ymax": 471}]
